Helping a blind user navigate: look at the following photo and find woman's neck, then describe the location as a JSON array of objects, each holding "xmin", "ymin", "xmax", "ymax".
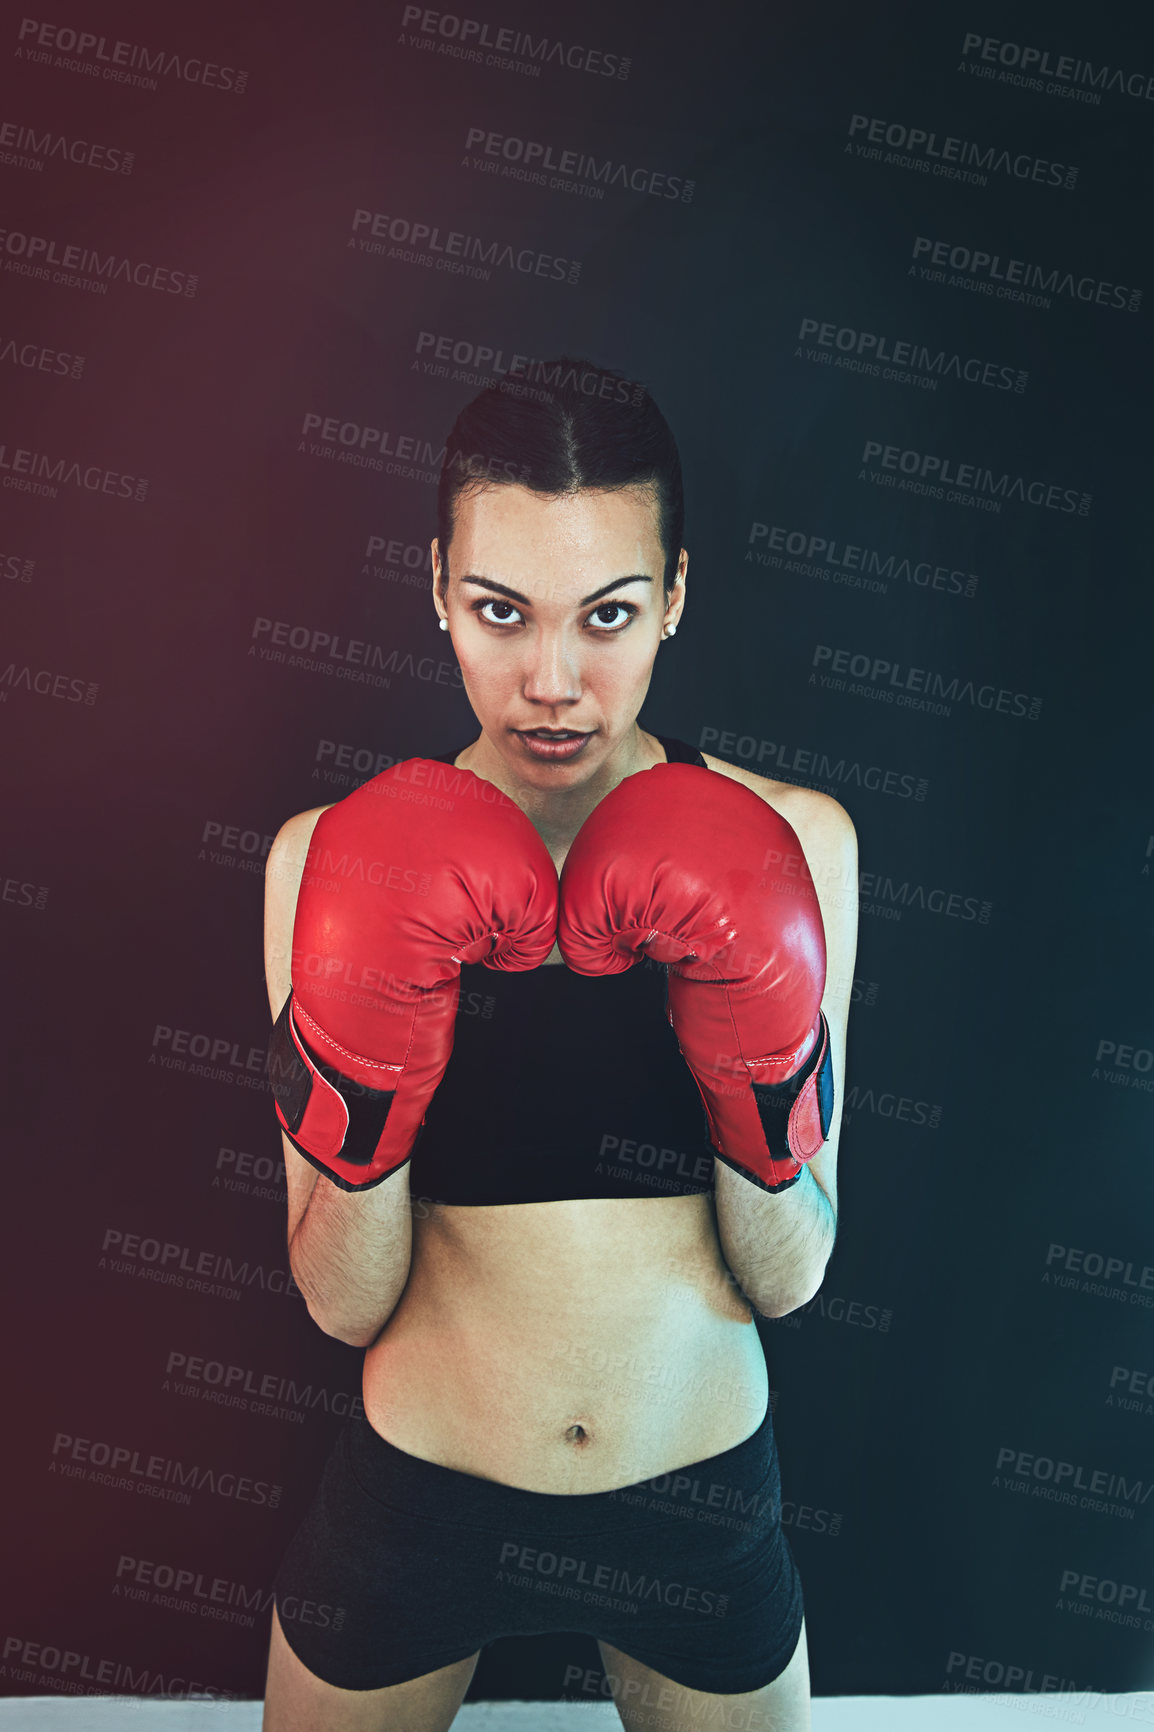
[{"xmin": 453, "ymin": 726, "xmax": 667, "ymax": 854}]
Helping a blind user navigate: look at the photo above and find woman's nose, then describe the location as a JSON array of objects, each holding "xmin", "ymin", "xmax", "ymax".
[{"xmin": 521, "ymin": 629, "xmax": 582, "ymax": 705}]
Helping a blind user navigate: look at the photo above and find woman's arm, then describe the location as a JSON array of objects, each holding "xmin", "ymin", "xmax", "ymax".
[
  {"xmin": 264, "ymin": 809, "xmax": 413, "ymax": 1348},
  {"xmin": 709, "ymin": 782, "xmax": 858, "ymax": 1316}
]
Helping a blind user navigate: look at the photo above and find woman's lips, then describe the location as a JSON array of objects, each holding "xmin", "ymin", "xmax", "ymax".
[{"xmin": 512, "ymin": 729, "xmax": 594, "ymax": 761}]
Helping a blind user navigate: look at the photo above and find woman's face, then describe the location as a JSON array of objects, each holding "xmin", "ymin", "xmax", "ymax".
[{"xmin": 432, "ymin": 483, "xmax": 686, "ymax": 787}]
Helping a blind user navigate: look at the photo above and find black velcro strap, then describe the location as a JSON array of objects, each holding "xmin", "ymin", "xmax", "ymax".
[
  {"xmin": 266, "ymin": 992, "xmax": 399, "ymax": 1168},
  {"xmin": 266, "ymin": 995, "xmax": 311, "ymax": 1134},
  {"xmin": 749, "ymin": 1013, "xmax": 833, "ymax": 1168},
  {"xmin": 814, "ymin": 1022, "xmax": 834, "ymax": 1139}
]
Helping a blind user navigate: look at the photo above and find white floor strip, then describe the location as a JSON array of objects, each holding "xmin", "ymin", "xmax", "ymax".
[{"xmin": 0, "ymin": 1693, "xmax": 1150, "ymax": 1729}]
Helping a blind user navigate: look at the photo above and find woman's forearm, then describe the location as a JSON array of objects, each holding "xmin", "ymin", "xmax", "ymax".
[
  {"xmin": 290, "ymin": 1162, "xmax": 414, "ymax": 1346},
  {"xmin": 712, "ymin": 1159, "xmax": 836, "ymax": 1318}
]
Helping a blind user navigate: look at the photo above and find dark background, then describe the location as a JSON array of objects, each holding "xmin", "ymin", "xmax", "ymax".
[{"xmin": 3, "ymin": 0, "xmax": 1153, "ymax": 1707}]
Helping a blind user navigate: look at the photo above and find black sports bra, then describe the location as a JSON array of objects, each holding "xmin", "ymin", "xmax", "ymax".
[{"xmin": 410, "ymin": 736, "xmax": 718, "ymax": 1207}]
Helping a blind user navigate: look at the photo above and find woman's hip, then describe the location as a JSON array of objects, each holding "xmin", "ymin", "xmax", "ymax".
[{"xmin": 271, "ymin": 1400, "xmax": 799, "ymax": 1693}]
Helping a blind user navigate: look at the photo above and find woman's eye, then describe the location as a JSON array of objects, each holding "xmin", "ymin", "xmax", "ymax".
[
  {"xmin": 478, "ymin": 599, "xmax": 523, "ymax": 626},
  {"xmin": 588, "ymin": 602, "xmax": 636, "ymax": 630}
]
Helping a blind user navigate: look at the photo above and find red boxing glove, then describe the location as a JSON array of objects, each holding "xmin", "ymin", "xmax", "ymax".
[
  {"xmin": 268, "ymin": 759, "xmax": 558, "ymax": 1190},
  {"xmin": 558, "ymin": 764, "xmax": 833, "ymax": 1193}
]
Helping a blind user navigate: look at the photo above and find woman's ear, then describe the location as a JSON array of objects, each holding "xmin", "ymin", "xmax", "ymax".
[
  {"xmin": 431, "ymin": 539, "xmax": 449, "ymax": 627},
  {"xmin": 663, "ymin": 554, "xmax": 688, "ymax": 633}
]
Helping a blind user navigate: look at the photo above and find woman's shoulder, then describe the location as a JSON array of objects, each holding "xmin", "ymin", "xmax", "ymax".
[
  {"xmin": 263, "ymin": 805, "xmax": 335, "ymax": 1020},
  {"xmin": 700, "ymin": 751, "xmax": 857, "ymax": 856},
  {"xmin": 265, "ymin": 804, "xmax": 336, "ymax": 925},
  {"xmin": 270, "ymin": 803, "xmax": 334, "ymax": 855}
]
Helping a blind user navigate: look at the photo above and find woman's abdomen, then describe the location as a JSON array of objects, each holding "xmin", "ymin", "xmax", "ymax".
[{"xmin": 361, "ymin": 1194, "xmax": 770, "ymax": 1494}]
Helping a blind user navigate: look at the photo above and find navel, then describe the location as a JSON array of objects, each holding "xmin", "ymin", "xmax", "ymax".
[{"xmin": 563, "ymin": 1422, "xmax": 594, "ymax": 1448}]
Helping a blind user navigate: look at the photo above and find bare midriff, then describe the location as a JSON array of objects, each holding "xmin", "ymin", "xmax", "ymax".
[{"xmin": 361, "ymin": 1188, "xmax": 769, "ymax": 1494}]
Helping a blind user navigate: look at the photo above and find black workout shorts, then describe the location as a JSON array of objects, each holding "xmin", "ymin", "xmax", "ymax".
[{"xmin": 272, "ymin": 1402, "xmax": 804, "ymax": 1695}]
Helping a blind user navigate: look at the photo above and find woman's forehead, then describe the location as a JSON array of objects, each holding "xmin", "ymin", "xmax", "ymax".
[
  {"xmin": 455, "ymin": 481, "xmax": 658, "ymax": 533},
  {"xmin": 449, "ymin": 485, "xmax": 664, "ymax": 578}
]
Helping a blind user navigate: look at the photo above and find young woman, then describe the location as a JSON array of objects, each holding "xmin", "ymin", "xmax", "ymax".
[{"xmin": 261, "ymin": 361, "xmax": 858, "ymax": 1732}]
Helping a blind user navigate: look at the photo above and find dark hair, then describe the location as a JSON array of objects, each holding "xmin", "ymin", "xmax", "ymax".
[{"xmin": 436, "ymin": 355, "xmax": 684, "ymax": 595}]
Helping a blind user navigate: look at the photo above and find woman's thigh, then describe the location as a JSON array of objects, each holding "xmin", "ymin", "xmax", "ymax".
[
  {"xmin": 598, "ymin": 1618, "xmax": 810, "ymax": 1732},
  {"xmin": 263, "ymin": 1602, "xmax": 481, "ymax": 1732}
]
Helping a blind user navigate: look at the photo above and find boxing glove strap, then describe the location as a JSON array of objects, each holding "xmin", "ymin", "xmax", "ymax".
[
  {"xmin": 738, "ymin": 1011, "xmax": 834, "ymax": 1195},
  {"xmin": 266, "ymin": 993, "xmax": 406, "ymax": 1192}
]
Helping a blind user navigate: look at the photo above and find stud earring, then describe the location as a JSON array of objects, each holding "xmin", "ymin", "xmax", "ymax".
[
  {"xmin": 438, "ymin": 618, "xmax": 449, "ymax": 631},
  {"xmin": 663, "ymin": 623, "xmax": 677, "ymax": 638}
]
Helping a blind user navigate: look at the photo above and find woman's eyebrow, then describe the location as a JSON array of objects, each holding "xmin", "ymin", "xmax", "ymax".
[
  {"xmin": 459, "ymin": 574, "xmax": 654, "ymax": 607},
  {"xmin": 579, "ymin": 575, "xmax": 653, "ymax": 605}
]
